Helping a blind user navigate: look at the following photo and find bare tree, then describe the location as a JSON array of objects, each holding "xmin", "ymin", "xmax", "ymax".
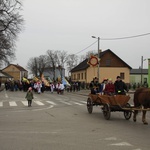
[
  {"xmin": 47, "ymin": 50, "xmax": 59, "ymax": 65},
  {"xmin": 37, "ymin": 55, "xmax": 48, "ymax": 77},
  {"xmin": 27, "ymin": 55, "xmax": 48, "ymax": 77},
  {"xmin": 0, "ymin": 0, "xmax": 24, "ymax": 66},
  {"xmin": 78, "ymin": 55, "xmax": 86, "ymax": 63},
  {"xmin": 57, "ymin": 50, "xmax": 68, "ymax": 67},
  {"xmin": 46, "ymin": 50, "xmax": 59, "ymax": 80},
  {"xmin": 85, "ymin": 50, "xmax": 97, "ymax": 57},
  {"xmin": 77, "ymin": 50, "xmax": 97, "ymax": 64},
  {"xmin": 27, "ymin": 57, "xmax": 38, "ymax": 77},
  {"xmin": 46, "ymin": 50, "xmax": 68, "ymax": 80},
  {"xmin": 66, "ymin": 54, "xmax": 78, "ymax": 74}
]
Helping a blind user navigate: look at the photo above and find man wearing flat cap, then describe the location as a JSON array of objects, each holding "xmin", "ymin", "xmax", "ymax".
[
  {"xmin": 89, "ymin": 77, "xmax": 100, "ymax": 94},
  {"xmin": 114, "ymin": 76, "xmax": 128, "ymax": 95}
]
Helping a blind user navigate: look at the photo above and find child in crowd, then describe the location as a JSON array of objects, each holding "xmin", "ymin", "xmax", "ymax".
[{"xmin": 25, "ymin": 87, "xmax": 34, "ymax": 107}]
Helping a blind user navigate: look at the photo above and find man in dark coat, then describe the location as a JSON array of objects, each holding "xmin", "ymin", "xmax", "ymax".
[
  {"xmin": 114, "ymin": 76, "xmax": 128, "ymax": 95},
  {"xmin": 89, "ymin": 77, "xmax": 100, "ymax": 94}
]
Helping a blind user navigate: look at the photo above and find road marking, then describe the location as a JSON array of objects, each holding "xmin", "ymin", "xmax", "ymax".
[
  {"xmin": 80, "ymin": 101, "xmax": 87, "ymax": 104},
  {"xmin": 73, "ymin": 102, "xmax": 83, "ymax": 106},
  {"xmin": 9, "ymin": 101, "xmax": 17, "ymax": 106},
  {"xmin": 0, "ymin": 102, "xmax": 3, "ymax": 107},
  {"xmin": 110, "ymin": 142, "xmax": 132, "ymax": 146},
  {"xmin": 0, "ymin": 100, "xmax": 85, "ymax": 108},
  {"xmin": 21, "ymin": 101, "xmax": 28, "ymax": 106},
  {"xmin": 34, "ymin": 101, "xmax": 44, "ymax": 106},
  {"xmin": 46, "ymin": 101, "xmax": 57, "ymax": 105},
  {"xmin": 60, "ymin": 101, "xmax": 72, "ymax": 105}
]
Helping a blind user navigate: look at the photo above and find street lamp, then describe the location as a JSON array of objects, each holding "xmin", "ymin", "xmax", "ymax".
[
  {"xmin": 92, "ymin": 36, "xmax": 100, "ymax": 82},
  {"xmin": 141, "ymin": 56, "xmax": 147, "ymax": 85}
]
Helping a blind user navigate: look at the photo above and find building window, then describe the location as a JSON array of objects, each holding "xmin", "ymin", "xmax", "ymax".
[
  {"xmin": 120, "ymin": 72, "xmax": 125, "ymax": 79},
  {"xmin": 106, "ymin": 59, "xmax": 111, "ymax": 66},
  {"xmin": 81, "ymin": 73, "xmax": 83, "ymax": 79},
  {"xmin": 77, "ymin": 73, "xmax": 80, "ymax": 80},
  {"xmin": 144, "ymin": 78, "xmax": 147, "ymax": 84}
]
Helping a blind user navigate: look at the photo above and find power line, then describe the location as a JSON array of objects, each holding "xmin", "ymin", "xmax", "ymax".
[
  {"xmin": 101, "ymin": 32, "xmax": 150, "ymax": 40},
  {"xmin": 75, "ymin": 40, "xmax": 97, "ymax": 55},
  {"xmin": 75, "ymin": 32, "xmax": 150, "ymax": 55}
]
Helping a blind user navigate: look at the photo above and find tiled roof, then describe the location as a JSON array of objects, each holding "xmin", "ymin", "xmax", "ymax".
[
  {"xmin": 105, "ymin": 49, "xmax": 132, "ymax": 69},
  {"xmin": 2, "ymin": 64, "xmax": 27, "ymax": 71},
  {"xmin": 71, "ymin": 59, "xmax": 89, "ymax": 72},
  {"xmin": 12, "ymin": 64, "xmax": 27, "ymax": 71},
  {"xmin": 71, "ymin": 49, "xmax": 132, "ymax": 72}
]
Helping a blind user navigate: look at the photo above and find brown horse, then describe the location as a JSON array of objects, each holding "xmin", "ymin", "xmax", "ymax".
[{"xmin": 133, "ymin": 88, "xmax": 150, "ymax": 125}]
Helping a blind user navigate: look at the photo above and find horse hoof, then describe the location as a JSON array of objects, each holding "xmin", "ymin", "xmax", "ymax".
[
  {"xmin": 143, "ymin": 122, "xmax": 148, "ymax": 125},
  {"xmin": 133, "ymin": 118, "xmax": 136, "ymax": 122}
]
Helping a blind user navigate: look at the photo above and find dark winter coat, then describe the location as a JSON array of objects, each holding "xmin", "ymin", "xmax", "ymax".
[
  {"xmin": 114, "ymin": 80, "xmax": 128, "ymax": 94},
  {"xmin": 25, "ymin": 91, "xmax": 34, "ymax": 100}
]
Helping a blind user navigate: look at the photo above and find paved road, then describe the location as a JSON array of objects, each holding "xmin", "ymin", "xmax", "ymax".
[{"xmin": 0, "ymin": 90, "xmax": 150, "ymax": 150}]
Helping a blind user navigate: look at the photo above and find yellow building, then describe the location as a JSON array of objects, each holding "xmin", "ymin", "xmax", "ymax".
[
  {"xmin": 71, "ymin": 49, "xmax": 132, "ymax": 83},
  {"xmin": 2, "ymin": 64, "xmax": 28, "ymax": 81}
]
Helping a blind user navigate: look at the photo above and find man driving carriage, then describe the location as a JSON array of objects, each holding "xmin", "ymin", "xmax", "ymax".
[
  {"xmin": 114, "ymin": 76, "xmax": 128, "ymax": 95},
  {"xmin": 89, "ymin": 77, "xmax": 100, "ymax": 94}
]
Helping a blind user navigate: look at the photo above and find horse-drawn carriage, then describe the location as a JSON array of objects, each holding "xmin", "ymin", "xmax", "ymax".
[
  {"xmin": 87, "ymin": 93, "xmax": 132, "ymax": 120},
  {"xmin": 87, "ymin": 88, "xmax": 150, "ymax": 125}
]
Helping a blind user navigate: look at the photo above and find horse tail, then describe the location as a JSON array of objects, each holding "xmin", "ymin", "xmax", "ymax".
[
  {"xmin": 133, "ymin": 88, "xmax": 143, "ymax": 107},
  {"xmin": 133, "ymin": 88, "xmax": 146, "ymax": 115}
]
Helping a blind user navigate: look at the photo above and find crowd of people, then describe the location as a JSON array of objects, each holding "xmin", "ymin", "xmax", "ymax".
[
  {"xmin": 3, "ymin": 78, "xmax": 81, "ymax": 95},
  {"xmin": 89, "ymin": 76, "xmax": 128, "ymax": 95},
  {"xmin": 3, "ymin": 75, "xmax": 128, "ymax": 97},
  {"xmin": 2, "ymin": 76, "xmax": 128, "ymax": 107},
  {"xmin": 23, "ymin": 80, "xmax": 80, "ymax": 107},
  {"xmin": 4, "ymin": 79, "xmax": 65, "ymax": 94}
]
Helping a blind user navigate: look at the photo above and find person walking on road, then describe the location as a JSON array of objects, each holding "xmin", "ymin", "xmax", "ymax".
[{"xmin": 25, "ymin": 87, "xmax": 34, "ymax": 107}]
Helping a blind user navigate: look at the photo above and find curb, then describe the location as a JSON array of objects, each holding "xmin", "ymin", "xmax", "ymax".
[{"xmin": 0, "ymin": 84, "xmax": 5, "ymax": 92}]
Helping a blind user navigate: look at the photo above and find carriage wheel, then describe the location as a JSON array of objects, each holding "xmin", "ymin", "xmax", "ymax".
[
  {"xmin": 103, "ymin": 103, "xmax": 111, "ymax": 120},
  {"xmin": 124, "ymin": 103, "xmax": 132, "ymax": 120},
  {"xmin": 87, "ymin": 98, "xmax": 93, "ymax": 114}
]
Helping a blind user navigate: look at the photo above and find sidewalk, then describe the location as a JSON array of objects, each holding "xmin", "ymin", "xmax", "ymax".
[{"xmin": 0, "ymin": 83, "xmax": 5, "ymax": 91}]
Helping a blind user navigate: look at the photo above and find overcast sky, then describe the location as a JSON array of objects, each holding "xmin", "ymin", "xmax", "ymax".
[{"xmin": 14, "ymin": 0, "xmax": 150, "ymax": 70}]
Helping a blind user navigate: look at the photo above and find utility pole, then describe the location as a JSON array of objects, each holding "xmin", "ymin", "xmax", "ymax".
[
  {"xmin": 141, "ymin": 56, "xmax": 143, "ymax": 85},
  {"xmin": 92, "ymin": 36, "xmax": 100, "ymax": 82}
]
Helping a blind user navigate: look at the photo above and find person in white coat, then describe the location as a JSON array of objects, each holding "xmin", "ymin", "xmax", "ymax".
[
  {"xmin": 37, "ymin": 81, "xmax": 42, "ymax": 94},
  {"xmin": 60, "ymin": 82, "xmax": 65, "ymax": 94},
  {"xmin": 50, "ymin": 82, "xmax": 55, "ymax": 93},
  {"xmin": 56, "ymin": 82, "xmax": 64, "ymax": 94}
]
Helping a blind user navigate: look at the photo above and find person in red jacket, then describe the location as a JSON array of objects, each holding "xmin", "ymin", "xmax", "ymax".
[{"xmin": 104, "ymin": 78, "xmax": 115, "ymax": 95}]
